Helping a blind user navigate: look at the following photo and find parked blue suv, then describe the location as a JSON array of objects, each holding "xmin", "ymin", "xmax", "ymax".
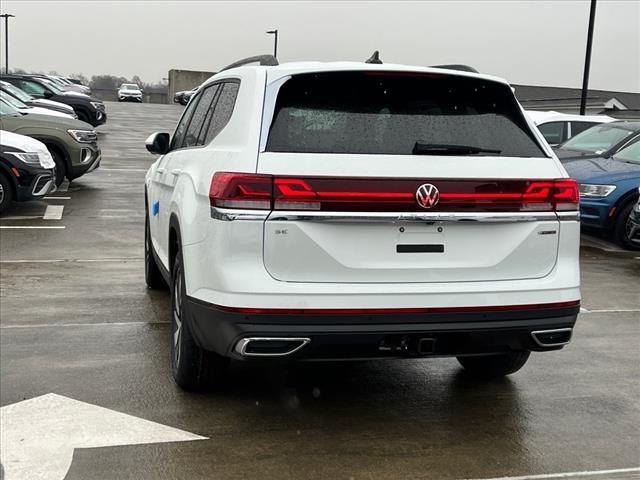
[{"xmin": 562, "ymin": 138, "xmax": 640, "ymax": 250}]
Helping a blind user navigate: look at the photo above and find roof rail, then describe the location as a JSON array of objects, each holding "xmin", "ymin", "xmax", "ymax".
[
  {"xmin": 430, "ymin": 64, "xmax": 479, "ymax": 73},
  {"xmin": 220, "ymin": 55, "xmax": 279, "ymax": 72}
]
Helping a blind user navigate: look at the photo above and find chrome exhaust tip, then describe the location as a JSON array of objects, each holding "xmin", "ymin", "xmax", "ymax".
[
  {"xmin": 234, "ymin": 337, "xmax": 311, "ymax": 357},
  {"xmin": 531, "ymin": 328, "xmax": 573, "ymax": 347}
]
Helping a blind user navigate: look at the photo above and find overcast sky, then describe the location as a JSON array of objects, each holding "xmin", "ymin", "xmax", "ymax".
[{"xmin": 2, "ymin": 0, "xmax": 639, "ymax": 91}]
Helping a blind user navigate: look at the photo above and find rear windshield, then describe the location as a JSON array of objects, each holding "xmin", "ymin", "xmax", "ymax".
[{"xmin": 266, "ymin": 71, "xmax": 545, "ymax": 157}]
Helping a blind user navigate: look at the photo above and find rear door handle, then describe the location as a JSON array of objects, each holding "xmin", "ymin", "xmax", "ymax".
[
  {"xmin": 156, "ymin": 168, "xmax": 165, "ymax": 175},
  {"xmin": 171, "ymin": 169, "xmax": 182, "ymax": 176}
]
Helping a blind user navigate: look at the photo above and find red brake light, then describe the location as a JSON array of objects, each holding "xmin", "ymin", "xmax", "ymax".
[
  {"xmin": 549, "ymin": 179, "xmax": 580, "ymax": 211},
  {"xmin": 210, "ymin": 174, "xmax": 579, "ymax": 212},
  {"xmin": 209, "ymin": 172, "xmax": 272, "ymax": 209}
]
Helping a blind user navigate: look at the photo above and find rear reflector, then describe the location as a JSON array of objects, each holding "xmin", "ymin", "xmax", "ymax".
[
  {"xmin": 210, "ymin": 300, "xmax": 581, "ymax": 315},
  {"xmin": 209, "ymin": 173, "xmax": 579, "ymax": 212}
]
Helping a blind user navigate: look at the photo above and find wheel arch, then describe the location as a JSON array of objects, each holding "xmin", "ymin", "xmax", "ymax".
[
  {"xmin": 33, "ymin": 136, "xmax": 72, "ymax": 174},
  {"xmin": 0, "ymin": 162, "xmax": 17, "ymax": 204},
  {"xmin": 610, "ymin": 187, "xmax": 640, "ymax": 226},
  {"xmin": 0, "ymin": 159, "xmax": 18, "ymax": 190}
]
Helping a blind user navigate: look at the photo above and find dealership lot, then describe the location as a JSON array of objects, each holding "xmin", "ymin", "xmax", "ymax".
[{"xmin": 1, "ymin": 102, "xmax": 639, "ymax": 479}]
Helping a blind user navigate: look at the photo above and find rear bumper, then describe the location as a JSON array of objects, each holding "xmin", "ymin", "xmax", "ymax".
[{"xmin": 185, "ymin": 297, "xmax": 580, "ymax": 361}]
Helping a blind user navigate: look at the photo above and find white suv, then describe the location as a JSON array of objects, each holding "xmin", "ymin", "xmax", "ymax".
[
  {"xmin": 118, "ymin": 83, "xmax": 143, "ymax": 102},
  {"xmin": 144, "ymin": 56, "xmax": 581, "ymax": 390}
]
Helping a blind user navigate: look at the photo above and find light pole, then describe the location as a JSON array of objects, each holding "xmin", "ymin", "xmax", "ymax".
[
  {"xmin": 580, "ymin": 0, "xmax": 597, "ymax": 115},
  {"xmin": 266, "ymin": 29, "xmax": 278, "ymax": 58},
  {"xmin": 0, "ymin": 13, "xmax": 15, "ymax": 74}
]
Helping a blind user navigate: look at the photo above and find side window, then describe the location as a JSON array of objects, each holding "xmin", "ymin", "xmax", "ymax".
[
  {"xmin": 182, "ymin": 85, "xmax": 219, "ymax": 149},
  {"xmin": 571, "ymin": 121, "xmax": 597, "ymax": 137},
  {"xmin": 203, "ymin": 82, "xmax": 240, "ymax": 144},
  {"xmin": 537, "ymin": 121, "xmax": 566, "ymax": 145},
  {"xmin": 20, "ymin": 80, "xmax": 47, "ymax": 97},
  {"xmin": 171, "ymin": 92, "xmax": 200, "ymax": 150}
]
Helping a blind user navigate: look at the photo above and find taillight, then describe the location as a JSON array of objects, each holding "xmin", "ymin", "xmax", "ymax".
[
  {"xmin": 548, "ymin": 179, "xmax": 580, "ymax": 211},
  {"xmin": 210, "ymin": 174, "xmax": 579, "ymax": 212},
  {"xmin": 209, "ymin": 172, "xmax": 272, "ymax": 209}
]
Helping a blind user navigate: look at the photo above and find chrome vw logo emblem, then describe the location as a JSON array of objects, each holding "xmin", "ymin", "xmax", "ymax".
[{"xmin": 415, "ymin": 183, "xmax": 440, "ymax": 209}]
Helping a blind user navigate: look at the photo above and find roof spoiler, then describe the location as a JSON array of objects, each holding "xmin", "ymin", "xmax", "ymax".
[
  {"xmin": 220, "ymin": 55, "xmax": 279, "ymax": 72},
  {"xmin": 430, "ymin": 64, "xmax": 479, "ymax": 73}
]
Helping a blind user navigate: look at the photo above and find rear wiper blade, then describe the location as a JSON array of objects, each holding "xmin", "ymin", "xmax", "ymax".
[{"xmin": 412, "ymin": 142, "xmax": 502, "ymax": 155}]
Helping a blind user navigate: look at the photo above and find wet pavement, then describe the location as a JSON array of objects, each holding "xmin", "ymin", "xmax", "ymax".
[{"xmin": 1, "ymin": 102, "xmax": 638, "ymax": 480}]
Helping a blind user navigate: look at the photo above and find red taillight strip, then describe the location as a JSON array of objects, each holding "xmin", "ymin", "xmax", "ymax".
[
  {"xmin": 210, "ymin": 173, "xmax": 579, "ymax": 212},
  {"xmin": 210, "ymin": 300, "xmax": 580, "ymax": 315}
]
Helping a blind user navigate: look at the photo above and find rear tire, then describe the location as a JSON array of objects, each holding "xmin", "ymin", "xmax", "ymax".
[
  {"xmin": 457, "ymin": 351, "xmax": 530, "ymax": 378},
  {"xmin": 145, "ymin": 211, "xmax": 168, "ymax": 290},
  {"xmin": 171, "ymin": 251, "xmax": 229, "ymax": 391},
  {"xmin": 0, "ymin": 173, "xmax": 14, "ymax": 214},
  {"xmin": 613, "ymin": 201, "xmax": 640, "ymax": 251}
]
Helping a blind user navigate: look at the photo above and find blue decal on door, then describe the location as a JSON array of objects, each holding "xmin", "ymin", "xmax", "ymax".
[{"xmin": 152, "ymin": 201, "xmax": 160, "ymax": 216}]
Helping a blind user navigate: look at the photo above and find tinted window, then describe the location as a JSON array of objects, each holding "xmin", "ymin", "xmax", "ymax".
[
  {"xmin": 171, "ymin": 94, "xmax": 199, "ymax": 150},
  {"xmin": 538, "ymin": 121, "xmax": 566, "ymax": 144},
  {"xmin": 203, "ymin": 82, "xmax": 240, "ymax": 144},
  {"xmin": 571, "ymin": 121, "xmax": 599, "ymax": 137},
  {"xmin": 182, "ymin": 85, "xmax": 218, "ymax": 148},
  {"xmin": 266, "ymin": 72, "xmax": 545, "ymax": 157},
  {"xmin": 196, "ymin": 84, "xmax": 222, "ymax": 145}
]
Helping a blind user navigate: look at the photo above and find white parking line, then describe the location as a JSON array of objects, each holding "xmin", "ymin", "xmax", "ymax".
[
  {"xmin": 43, "ymin": 196, "xmax": 71, "ymax": 200},
  {"xmin": 582, "ymin": 309, "xmax": 640, "ymax": 314},
  {"xmin": 0, "ymin": 226, "xmax": 66, "ymax": 230},
  {"xmin": 0, "ymin": 257, "xmax": 143, "ymax": 264},
  {"xmin": 43, "ymin": 205, "xmax": 64, "ymax": 220},
  {"xmin": 100, "ymin": 168, "xmax": 148, "ymax": 172},
  {"xmin": 465, "ymin": 466, "xmax": 640, "ymax": 480},
  {"xmin": 1, "ymin": 321, "xmax": 169, "ymax": 329},
  {"xmin": 0, "ymin": 215, "xmax": 43, "ymax": 221}
]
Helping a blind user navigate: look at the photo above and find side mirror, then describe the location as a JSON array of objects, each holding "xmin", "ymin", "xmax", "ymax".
[
  {"xmin": 145, "ymin": 132, "xmax": 171, "ymax": 155},
  {"xmin": 43, "ymin": 90, "xmax": 54, "ymax": 99}
]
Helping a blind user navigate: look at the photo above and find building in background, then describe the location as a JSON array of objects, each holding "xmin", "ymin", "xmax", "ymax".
[{"xmin": 514, "ymin": 84, "xmax": 640, "ymax": 119}]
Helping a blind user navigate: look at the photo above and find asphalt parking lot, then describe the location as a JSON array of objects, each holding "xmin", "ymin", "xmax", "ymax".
[{"xmin": 1, "ymin": 101, "xmax": 639, "ymax": 480}]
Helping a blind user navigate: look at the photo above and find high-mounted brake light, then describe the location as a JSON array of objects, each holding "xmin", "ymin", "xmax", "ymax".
[{"xmin": 209, "ymin": 174, "xmax": 579, "ymax": 213}]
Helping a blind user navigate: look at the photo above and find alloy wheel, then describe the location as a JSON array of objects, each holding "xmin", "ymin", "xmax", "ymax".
[
  {"xmin": 173, "ymin": 268, "xmax": 183, "ymax": 366},
  {"xmin": 625, "ymin": 215, "xmax": 640, "ymax": 246}
]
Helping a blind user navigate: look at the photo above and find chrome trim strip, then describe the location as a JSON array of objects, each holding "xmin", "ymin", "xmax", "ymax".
[
  {"xmin": 530, "ymin": 328, "xmax": 573, "ymax": 348},
  {"xmin": 235, "ymin": 337, "xmax": 311, "ymax": 357},
  {"xmin": 267, "ymin": 211, "xmax": 561, "ymax": 223},
  {"xmin": 31, "ymin": 175, "xmax": 53, "ymax": 196},
  {"xmin": 556, "ymin": 211, "xmax": 580, "ymax": 222},
  {"xmin": 212, "ymin": 207, "xmax": 580, "ymax": 223},
  {"xmin": 211, "ymin": 207, "xmax": 270, "ymax": 221}
]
